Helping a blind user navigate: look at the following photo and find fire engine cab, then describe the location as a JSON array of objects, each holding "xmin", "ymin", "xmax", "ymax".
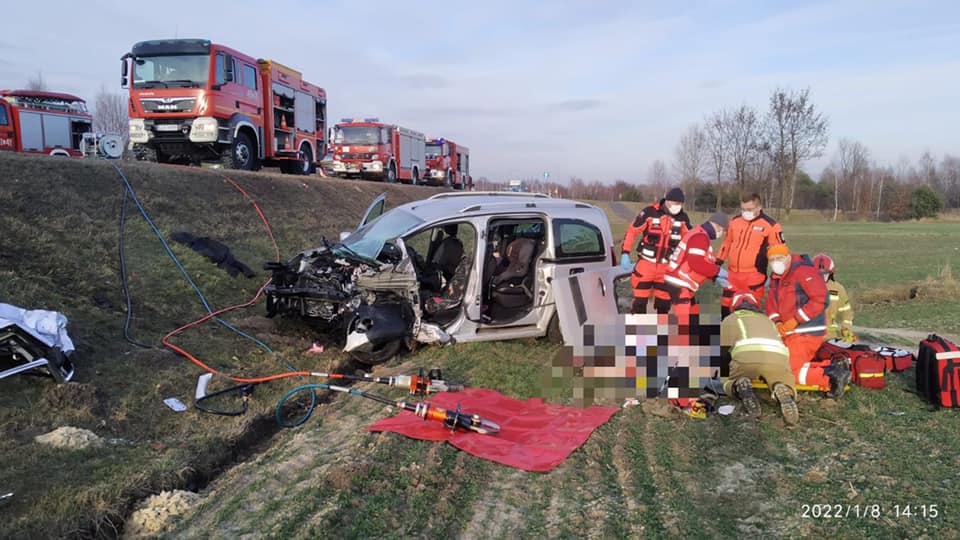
[
  {"xmin": 122, "ymin": 38, "xmax": 327, "ymax": 174},
  {"xmin": 331, "ymin": 118, "xmax": 425, "ymax": 184},
  {"xmin": 424, "ymin": 137, "xmax": 472, "ymax": 189},
  {"xmin": 0, "ymin": 90, "xmax": 92, "ymax": 157}
]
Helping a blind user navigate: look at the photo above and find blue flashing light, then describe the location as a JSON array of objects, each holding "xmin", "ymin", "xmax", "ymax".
[{"xmin": 363, "ymin": 117, "xmax": 380, "ymax": 122}]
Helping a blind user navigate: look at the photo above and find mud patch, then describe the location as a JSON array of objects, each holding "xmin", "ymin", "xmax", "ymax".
[
  {"xmin": 123, "ymin": 490, "xmax": 201, "ymax": 539},
  {"xmin": 34, "ymin": 426, "xmax": 103, "ymax": 449}
]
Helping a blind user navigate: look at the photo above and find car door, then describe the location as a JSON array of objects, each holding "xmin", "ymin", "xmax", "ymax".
[
  {"xmin": 0, "ymin": 102, "xmax": 14, "ymax": 151},
  {"xmin": 553, "ymin": 266, "xmax": 629, "ymax": 347},
  {"xmin": 358, "ymin": 193, "xmax": 387, "ymax": 229}
]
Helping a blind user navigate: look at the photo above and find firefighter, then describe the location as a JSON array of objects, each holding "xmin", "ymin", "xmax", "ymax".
[
  {"xmin": 620, "ymin": 188, "xmax": 692, "ymax": 314},
  {"xmin": 765, "ymin": 244, "xmax": 851, "ymax": 398},
  {"xmin": 662, "ymin": 212, "xmax": 731, "ymax": 313},
  {"xmin": 716, "ymin": 193, "xmax": 785, "ymax": 318},
  {"xmin": 813, "ymin": 253, "xmax": 856, "ymax": 342},
  {"xmin": 720, "ymin": 292, "xmax": 798, "ymax": 425}
]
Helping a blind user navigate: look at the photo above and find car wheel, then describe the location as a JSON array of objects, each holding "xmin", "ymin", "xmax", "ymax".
[
  {"xmin": 546, "ymin": 311, "xmax": 563, "ymax": 344},
  {"xmin": 349, "ymin": 338, "xmax": 402, "ymax": 366}
]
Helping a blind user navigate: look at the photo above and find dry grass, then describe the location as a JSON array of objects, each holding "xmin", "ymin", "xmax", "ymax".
[{"xmin": 859, "ymin": 263, "xmax": 960, "ymax": 305}]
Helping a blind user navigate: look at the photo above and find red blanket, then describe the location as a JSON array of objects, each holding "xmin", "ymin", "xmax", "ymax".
[{"xmin": 366, "ymin": 387, "xmax": 619, "ymax": 472}]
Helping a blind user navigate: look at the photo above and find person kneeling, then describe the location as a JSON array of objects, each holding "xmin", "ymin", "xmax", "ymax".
[{"xmin": 721, "ymin": 292, "xmax": 798, "ymax": 426}]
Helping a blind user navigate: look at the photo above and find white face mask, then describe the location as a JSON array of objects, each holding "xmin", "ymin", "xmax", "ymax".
[
  {"xmin": 741, "ymin": 210, "xmax": 756, "ymax": 221},
  {"xmin": 666, "ymin": 204, "xmax": 681, "ymax": 215},
  {"xmin": 771, "ymin": 260, "xmax": 787, "ymax": 275}
]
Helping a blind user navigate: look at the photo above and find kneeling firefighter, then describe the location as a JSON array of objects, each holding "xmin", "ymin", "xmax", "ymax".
[{"xmin": 720, "ymin": 292, "xmax": 798, "ymax": 425}]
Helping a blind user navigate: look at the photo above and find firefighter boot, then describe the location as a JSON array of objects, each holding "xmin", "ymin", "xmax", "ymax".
[
  {"xmin": 823, "ymin": 357, "xmax": 852, "ymax": 399},
  {"xmin": 734, "ymin": 377, "xmax": 761, "ymax": 418},
  {"xmin": 772, "ymin": 383, "xmax": 799, "ymax": 426}
]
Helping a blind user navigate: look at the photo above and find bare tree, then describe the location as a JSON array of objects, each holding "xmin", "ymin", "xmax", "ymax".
[
  {"xmin": 836, "ymin": 138, "xmax": 869, "ymax": 217},
  {"xmin": 765, "ymin": 87, "xmax": 829, "ymax": 215},
  {"xmin": 942, "ymin": 154, "xmax": 960, "ymax": 209},
  {"xmin": 26, "ymin": 71, "xmax": 48, "ymax": 91},
  {"xmin": 722, "ymin": 104, "xmax": 761, "ymax": 197},
  {"xmin": 705, "ymin": 111, "xmax": 727, "ymax": 211},
  {"xmin": 648, "ymin": 159, "xmax": 670, "ymax": 196},
  {"xmin": 93, "ymin": 84, "xmax": 130, "ymax": 152},
  {"xmin": 672, "ymin": 124, "xmax": 707, "ymax": 205},
  {"xmin": 749, "ymin": 141, "xmax": 775, "ymax": 206}
]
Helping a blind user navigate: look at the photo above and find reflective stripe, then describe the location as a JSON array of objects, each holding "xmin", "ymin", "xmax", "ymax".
[
  {"xmin": 732, "ymin": 337, "xmax": 790, "ymax": 357},
  {"xmin": 838, "ymin": 305, "xmax": 852, "ymax": 312},
  {"xmin": 768, "ymin": 312, "xmax": 780, "ymax": 320},
  {"xmin": 797, "ymin": 307, "xmax": 810, "ymax": 322},
  {"xmin": 664, "ymin": 275, "xmax": 693, "ymax": 289},
  {"xmin": 858, "ymin": 373, "xmax": 884, "ymax": 378},
  {"xmin": 688, "ymin": 248, "xmax": 707, "ymax": 256},
  {"xmin": 798, "ymin": 362, "xmax": 811, "ymax": 385},
  {"xmin": 936, "ymin": 351, "xmax": 960, "ymax": 360},
  {"xmin": 793, "ymin": 326, "xmax": 826, "ymax": 334}
]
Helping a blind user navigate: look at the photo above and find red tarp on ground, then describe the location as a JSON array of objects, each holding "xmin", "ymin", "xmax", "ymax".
[{"xmin": 366, "ymin": 388, "xmax": 619, "ymax": 472}]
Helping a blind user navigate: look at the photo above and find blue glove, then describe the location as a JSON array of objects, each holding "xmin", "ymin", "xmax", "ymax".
[
  {"xmin": 620, "ymin": 253, "xmax": 633, "ymax": 270},
  {"xmin": 716, "ymin": 275, "xmax": 732, "ymax": 289},
  {"xmin": 716, "ymin": 267, "xmax": 729, "ymax": 282}
]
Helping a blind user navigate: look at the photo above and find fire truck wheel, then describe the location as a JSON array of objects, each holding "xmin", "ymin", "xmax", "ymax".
[
  {"xmin": 385, "ymin": 162, "xmax": 397, "ymax": 183},
  {"xmin": 299, "ymin": 143, "xmax": 315, "ymax": 175},
  {"xmin": 445, "ymin": 169, "xmax": 453, "ymax": 188},
  {"xmin": 223, "ymin": 132, "xmax": 258, "ymax": 171}
]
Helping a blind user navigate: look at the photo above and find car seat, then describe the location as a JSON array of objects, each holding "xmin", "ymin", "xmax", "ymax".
[{"xmin": 490, "ymin": 237, "xmax": 537, "ymax": 309}]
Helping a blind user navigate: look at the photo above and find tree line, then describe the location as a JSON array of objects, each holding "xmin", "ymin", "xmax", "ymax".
[{"xmin": 483, "ymin": 86, "xmax": 955, "ymax": 221}]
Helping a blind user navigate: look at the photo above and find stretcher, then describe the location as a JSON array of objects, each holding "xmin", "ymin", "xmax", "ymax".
[
  {"xmin": 751, "ymin": 379, "xmax": 849, "ymax": 393},
  {"xmin": 0, "ymin": 304, "xmax": 75, "ymax": 384}
]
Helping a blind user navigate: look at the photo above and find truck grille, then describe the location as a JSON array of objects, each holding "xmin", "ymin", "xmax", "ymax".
[
  {"xmin": 140, "ymin": 98, "xmax": 196, "ymax": 113},
  {"xmin": 339, "ymin": 153, "xmax": 375, "ymax": 160}
]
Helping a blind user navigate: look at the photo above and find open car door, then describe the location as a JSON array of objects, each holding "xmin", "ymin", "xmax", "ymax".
[
  {"xmin": 358, "ymin": 193, "xmax": 387, "ymax": 229},
  {"xmin": 553, "ymin": 266, "xmax": 630, "ymax": 348}
]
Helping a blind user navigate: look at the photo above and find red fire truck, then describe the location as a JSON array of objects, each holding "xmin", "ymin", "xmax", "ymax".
[
  {"xmin": 331, "ymin": 118, "xmax": 425, "ymax": 184},
  {"xmin": 424, "ymin": 137, "xmax": 472, "ymax": 189},
  {"xmin": 0, "ymin": 90, "xmax": 92, "ymax": 157},
  {"xmin": 122, "ymin": 39, "xmax": 327, "ymax": 174}
]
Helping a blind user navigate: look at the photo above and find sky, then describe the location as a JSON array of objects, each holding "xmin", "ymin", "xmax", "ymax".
[{"xmin": 2, "ymin": 0, "xmax": 958, "ymax": 183}]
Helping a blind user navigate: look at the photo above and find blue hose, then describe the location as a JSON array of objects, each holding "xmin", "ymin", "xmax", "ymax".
[{"xmin": 110, "ymin": 163, "xmax": 316, "ymax": 418}]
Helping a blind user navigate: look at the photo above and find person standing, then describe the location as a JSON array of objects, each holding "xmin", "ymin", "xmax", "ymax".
[
  {"xmin": 620, "ymin": 188, "xmax": 692, "ymax": 314},
  {"xmin": 765, "ymin": 244, "xmax": 851, "ymax": 397},
  {"xmin": 717, "ymin": 193, "xmax": 785, "ymax": 318}
]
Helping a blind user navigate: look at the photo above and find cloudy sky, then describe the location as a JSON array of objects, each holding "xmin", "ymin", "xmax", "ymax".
[{"xmin": 3, "ymin": 0, "xmax": 957, "ymax": 182}]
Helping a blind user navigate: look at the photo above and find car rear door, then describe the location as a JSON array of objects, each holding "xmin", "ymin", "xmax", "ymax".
[{"xmin": 553, "ymin": 266, "xmax": 629, "ymax": 347}]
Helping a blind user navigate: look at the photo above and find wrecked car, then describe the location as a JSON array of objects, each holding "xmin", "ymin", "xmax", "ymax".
[{"xmin": 264, "ymin": 191, "xmax": 617, "ymax": 364}]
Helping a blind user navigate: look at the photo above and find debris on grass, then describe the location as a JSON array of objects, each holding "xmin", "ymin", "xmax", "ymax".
[
  {"xmin": 123, "ymin": 490, "xmax": 201, "ymax": 539},
  {"xmin": 34, "ymin": 426, "xmax": 104, "ymax": 450}
]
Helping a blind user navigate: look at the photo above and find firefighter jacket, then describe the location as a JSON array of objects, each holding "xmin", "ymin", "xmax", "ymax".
[
  {"xmin": 621, "ymin": 200, "xmax": 692, "ymax": 265},
  {"xmin": 720, "ymin": 308, "xmax": 791, "ymax": 361},
  {"xmin": 717, "ymin": 212, "xmax": 784, "ymax": 274},
  {"xmin": 766, "ymin": 255, "xmax": 828, "ymax": 337},
  {"xmin": 664, "ymin": 226, "xmax": 720, "ymax": 292},
  {"xmin": 825, "ymin": 279, "xmax": 854, "ymax": 338}
]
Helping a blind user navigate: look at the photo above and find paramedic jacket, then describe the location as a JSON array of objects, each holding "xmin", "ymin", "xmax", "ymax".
[
  {"xmin": 717, "ymin": 211, "xmax": 784, "ymax": 275},
  {"xmin": 766, "ymin": 254, "xmax": 828, "ymax": 337}
]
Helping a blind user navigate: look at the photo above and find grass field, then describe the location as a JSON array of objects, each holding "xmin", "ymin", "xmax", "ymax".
[{"xmin": 2, "ymin": 153, "xmax": 959, "ymax": 539}]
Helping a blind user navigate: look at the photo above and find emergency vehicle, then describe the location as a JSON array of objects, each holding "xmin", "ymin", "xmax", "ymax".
[
  {"xmin": 122, "ymin": 38, "xmax": 327, "ymax": 174},
  {"xmin": 331, "ymin": 118, "xmax": 424, "ymax": 184},
  {"xmin": 424, "ymin": 137, "xmax": 472, "ymax": 189},
  {"xmin": 0, "ymin": 90, "xmax": 92, "ymax": 157}
]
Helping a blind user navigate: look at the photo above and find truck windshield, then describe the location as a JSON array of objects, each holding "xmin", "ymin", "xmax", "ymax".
[
  {"xmin": 334, "ymin": 208, "xmax": 424, "ymax": 262},
  {"xmin": 425, "ymin": 143, "xmax": 443, "ymax": 158},
  {"xmin": 335, "ymin": 126, "xmax": 381, "ymax": 145},
  {"xmin": 133, "ymin": 54, "xmax": 210, "ymax": 89}
]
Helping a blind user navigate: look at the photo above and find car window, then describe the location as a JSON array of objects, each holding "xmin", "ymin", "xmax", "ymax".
[
  {"xmin": 553, "ymin": 218, "xmax": 604, "ymax": 258},
  {"xmin": 405, "ymin": 222, "xmax": 476, "ymax": 262},
  {"xmin": 0, "ymin": 105, "xmax": 8, "ymax": 126}
]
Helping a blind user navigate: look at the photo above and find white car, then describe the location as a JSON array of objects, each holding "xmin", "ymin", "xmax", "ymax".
[{"xmin": 265, "ymin": 192, "xmax": 618, "ymax": 364}]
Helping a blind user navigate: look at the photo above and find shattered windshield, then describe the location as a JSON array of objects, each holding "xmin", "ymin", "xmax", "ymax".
[
  {"xmin": 334, "ymin": 209, "xmax": 424, "ymax": 262},
  {"xmin": 133, "ymin": 54, "xmax": 210, "ymax": 88}
]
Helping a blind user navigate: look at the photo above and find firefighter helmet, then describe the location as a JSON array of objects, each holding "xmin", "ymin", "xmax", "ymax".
[{"xmin": 813, "ymin": 253, "xmax": 835, "ymax": 275}]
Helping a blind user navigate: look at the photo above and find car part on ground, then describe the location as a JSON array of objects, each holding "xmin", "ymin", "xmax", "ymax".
[{"xmin": 0, "ymin": 303, "xmax": 76, "ymax": 384}]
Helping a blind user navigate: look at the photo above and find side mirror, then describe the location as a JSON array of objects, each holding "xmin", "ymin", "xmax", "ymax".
[
  {"xmin": 339, "ymin": 231, "xmax": 351, "ymax": 241},
  {"xmin": 120, "ymin": 57, "xmax": 130, "ymax": 89}
]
